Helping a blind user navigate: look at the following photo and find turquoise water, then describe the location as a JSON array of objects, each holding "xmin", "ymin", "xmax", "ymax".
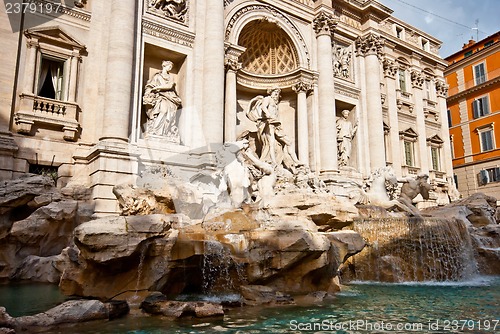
[{"xmin": 1, "ymin": 277, "xmax": 499, "ymax": 333}]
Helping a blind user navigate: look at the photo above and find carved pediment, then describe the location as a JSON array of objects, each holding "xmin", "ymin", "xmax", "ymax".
[
  {"xmin": 25, "ymin": 26, "xmax": 85, "ymax": 51},
  {"xmin": 399, "ymin": 127, "xmax": 418, "ymax": 140},
  {"xmin": 427, "ymin": 134, "xmax": 444, "ymax": 145}
]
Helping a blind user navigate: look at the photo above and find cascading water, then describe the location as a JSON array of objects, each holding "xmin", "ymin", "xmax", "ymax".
[
  {"xmin": 201, "ymin": 240, "xmax": 237, "ymax": 294},
  {"xmin": 347, "ymin": 217, "xmax": 478, "ymax": 282}
]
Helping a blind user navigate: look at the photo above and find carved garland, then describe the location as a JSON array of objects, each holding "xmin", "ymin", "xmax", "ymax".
[{"xmin": 225, "ymin": 4, "xmax": 311, "ymax": 69}]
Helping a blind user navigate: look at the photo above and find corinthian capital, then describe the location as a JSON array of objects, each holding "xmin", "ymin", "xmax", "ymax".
[
  {"xmin": 382, "ymin": 59, "xmax": 398, "ymax": 78},
  {"xmin": 292, "ymin": 81, "xmax": 313, "ymax": 94},
  {"xmin": 224, "ymin": 57, "xmax": 242, "ymax": 72},
  {"xmin": 313, "ymin": 12, "xmax": 337, "ymax": 37},
  {"xmin": 435, "ymin": 80, "xmax": 449, "ymax": 98},
  {"xmin": 410, "ymin": 70, "xmax": 424, "ymax": 88},
  {"xmin": 355, "ymin": 33, "xmax": 384, "ymax": 59}
]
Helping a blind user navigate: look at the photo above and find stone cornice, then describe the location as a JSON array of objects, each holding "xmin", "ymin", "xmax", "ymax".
[
  {"xmin": 447, "ymin": 76, "xmax": 500, "ymax": 103},
  {"xmin": 33, "ymin": 0, "xmax": 91, "ymax": 22},
  {"xmin": 142, "ymin": 18, "xmax": 195, "ymax": 48},
  {"xmin": 237, "ymin": 67, "xmax": 317, "ymax": 91}
]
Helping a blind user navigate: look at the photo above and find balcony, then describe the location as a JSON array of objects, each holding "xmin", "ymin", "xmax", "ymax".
[{"xmin": 14, "ymin": 94, "xmax": 80, "ymax": 141}]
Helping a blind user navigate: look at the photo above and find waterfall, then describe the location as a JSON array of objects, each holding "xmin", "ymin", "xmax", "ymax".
[
  {"xmin": 348, "ymin": 218, "xmax": 478, "ymax": 282},
  {"xmin": 202, "ymin": 240, "xmax": 236, "ymax": 294}
]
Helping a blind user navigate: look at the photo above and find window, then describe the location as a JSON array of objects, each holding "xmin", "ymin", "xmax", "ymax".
[
  {"xmin": 450, "ymin": 135, "xmax": 455, "ymax": 159},
  {"xmin": 474, "ymin": 62, "xmax": 486, "ymax": 85},
  {"xmin": 447, "ymin": 109, "xmax": 452, "ymax": 127},
  {"xmin": 430, "ymin": 147, "xmax": 440, "ymax": 171},
  {"xmin": 427, "ymin": 134, "xmax": 443, "ymax": 171},
  {"xmin": 479, "ymin": 128, "xmax": 495, "ymax": 152},
  {"xmin": 464, "ymin": 50, "xmax": 473, "ymax": 58},
  {"xmin": 453, "ymin": 174, "xmax": 458, "ymax": 187},
  {"xmin": 404, "ymin": 140, "xmax": 415, "ymax": 166},
  {"xmin": 478, "ymin": 167, "xmax": 500, "ymax": 186},
  {"xmin": 37, "ymin": 58, "xmax": 66, "ymax": 100},
  {"xmin": 398, "ymin": 69, "xmax": 407, "ymax": 92},
  {"xmin": 425, "ymin": 79, "xmax": 433, "ymax": 100},
  {"xmin": 29, "ymin": 163, "xmax": 58, "ymax": 185},
  {"xmin": 472, "ymin": 96, "xmax": 490, "ymax": 118},
  {"xmin": 484, "ymin": 40, "xmax": 494, "ymax": 48},
  {"xmin": 421, "ymin": 38, "xmax": 429, "ymax": 51},
  {"xmin": 396, "ymin": 26, "xmax": 403, "ymax": 39},
  {"xmin": 14, "ymin": 27, "xmax": 85, "ymax": 141}
]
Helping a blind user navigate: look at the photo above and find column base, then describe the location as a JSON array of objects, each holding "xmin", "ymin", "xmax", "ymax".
[{"xmin": 73, "ymin": 140, "xmax": 141, "ymax": 216}]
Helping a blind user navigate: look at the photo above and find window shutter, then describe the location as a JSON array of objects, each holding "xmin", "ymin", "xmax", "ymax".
[
  {"xmin": 494, "ymin": 167, "xmax": 500, "ymax": 182},
  {"xmin": 482, "ymin": 96, "xmax": 490, "ymax": 115},
  {"xmin": 472, "ymin": 100, "xmax": 480, "ymax": 118},
  {"xmin": 478, "ymin": 170, "xmax": 489, "ymax": 185}
]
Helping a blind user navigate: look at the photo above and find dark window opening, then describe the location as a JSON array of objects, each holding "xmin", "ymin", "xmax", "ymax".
[{"xmin": 29, "ymin": 163, "xmax": 58, "ymax": 185}]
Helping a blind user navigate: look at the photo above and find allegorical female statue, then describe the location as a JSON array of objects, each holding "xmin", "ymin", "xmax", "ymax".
[{"xmin": 143, "ymin": 60, "xmax": 182, "ymax": 143}]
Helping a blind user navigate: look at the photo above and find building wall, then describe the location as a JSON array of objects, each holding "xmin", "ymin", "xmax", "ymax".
[
  {"xmin": 445, "ymin": 32, "xmax": 500, "ymax": 202},
  {"xmin": 0, "ymin": 0, "xmax": 455, "ymax": 213}
]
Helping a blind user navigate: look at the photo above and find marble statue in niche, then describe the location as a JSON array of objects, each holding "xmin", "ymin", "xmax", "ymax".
[
  {"xmin": 148, "ymin": 0, "xmax": 188, "ymax": 23},
  {"xmin": 244, "ymin": 87, "xmax": 302, "ymax": 173},
  {"xmin": 336, "ymin": 109, "xmax": 358, "ymax": 167},
  {"xmin": 333, "ymin": 46, "xmax": 352, "ymax": 79},
  {"xmin": 143, "ymin": 60, "xmax": 182, "ymax": 143}
]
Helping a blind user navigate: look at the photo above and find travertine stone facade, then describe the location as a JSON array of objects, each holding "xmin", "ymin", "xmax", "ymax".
[{"xmin": 0, "ymin": 0, "xmax": 455, "ymax": 214}]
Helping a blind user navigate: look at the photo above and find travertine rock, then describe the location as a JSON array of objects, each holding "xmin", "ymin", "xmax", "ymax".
[
  {"xmin": 12, "ymin": 300, "xmax": 128, "ymax": 332},
  {"xmin": 141, "ymin": 293, "xmax": 224, "ymax": 318}
]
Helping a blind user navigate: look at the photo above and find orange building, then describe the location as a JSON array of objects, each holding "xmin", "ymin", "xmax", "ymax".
[{"xmin": 445, "ymin": 32, "xmax": 500, "ymax": 202}]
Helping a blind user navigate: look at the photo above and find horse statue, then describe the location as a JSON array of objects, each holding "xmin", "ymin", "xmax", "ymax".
[{"xmin": 358, "ymin": 166, "xmax": 421, "ymax": 216}]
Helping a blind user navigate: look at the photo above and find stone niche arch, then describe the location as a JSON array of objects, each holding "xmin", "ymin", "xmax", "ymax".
[{"xmin": 225, "ymin": 3, "xmax": 311, "ymax": 71}]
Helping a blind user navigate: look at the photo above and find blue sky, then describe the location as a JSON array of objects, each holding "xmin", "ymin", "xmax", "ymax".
[{"xmin": 378, "ymin": 0, "xmax": 500, "ymax": 57}]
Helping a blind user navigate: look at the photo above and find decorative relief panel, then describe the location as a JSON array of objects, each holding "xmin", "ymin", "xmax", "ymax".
[
  {"xmin": 333, "ymin": 44, "xmax": 353, "ymax": 80},
  {"xmin": 146, "ymin": 0, "xmax": 188, "ymax": 25}
]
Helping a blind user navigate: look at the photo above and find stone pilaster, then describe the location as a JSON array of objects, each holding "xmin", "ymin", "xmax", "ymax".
[
  {"xmin": 411, "ymin": 69, "xmax": 429, "ymax": 174},
  {"xmin": 23, "ymin": 38, "xmax": 38, "ymax": 94},
  {"xmin": 356, "ymin": 33, "xmax": 385, "ymax": 170},
  {"xmin": 383, "ymin": 58, "xmax": 402, "ymax": 177},
  {"xmin": 292, "ymin": 81, "xmax": 313, "ymax": 165},
  {"xmin": 100, "ymin": 0, "xmax": 137, "ymax": 142},
  {"xmin": 68, "ymin": 50, "xmax": 80, "ymax": 102},
  {"xmin": 313, "ymin": 11, "xmax": 338, "ymax": 172},
  {"xmin": 224, "ymin": 43, "xmax": 245, "ymax": 142},
  {"xmin": 202, "ymin": 0, "xmax": 225, "ymax": 145},
  {"xmin": 436, "ymin": 80, "xmax": 453, "ymax": 179}
]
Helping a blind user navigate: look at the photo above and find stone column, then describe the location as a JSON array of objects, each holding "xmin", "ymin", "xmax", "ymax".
[
  {"xmin": 68, "ymin": 50, "xmax": 79, "ymax": 102},
  {"xmin": 383, "ymin": 58, "xmax": 402, "ymax": 177},
  {"xmin": 100, "ymin": 0, "xmax": 136, "ymax": 142},
  {"xmin": 224, "ymin": 44, "xmax": 245, "ymax": 142},
  {"xmin": 202, "ymin": 0, "xmax": 225, "ymax": 145},
  {"xmin": 411, "ymin": 70, "xmax": 429, "ymax": 174},
  {"xmin": 356, "ymin": 33, "xmax": 385, "ymax": 170},
  {"xmin": 313, "ymin": 12, "xmax": 338, "ymax": 172},
  {"xmin": 23, "ymin": 38, "xmax": 38, "ymax": 94},
  {"xmin": 436, "ymin": 80, "xmax": 454, "ymax": 178},
  {"xmin": 292, "ymin": 81, "xmax": 313, "ymax": 165}
]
